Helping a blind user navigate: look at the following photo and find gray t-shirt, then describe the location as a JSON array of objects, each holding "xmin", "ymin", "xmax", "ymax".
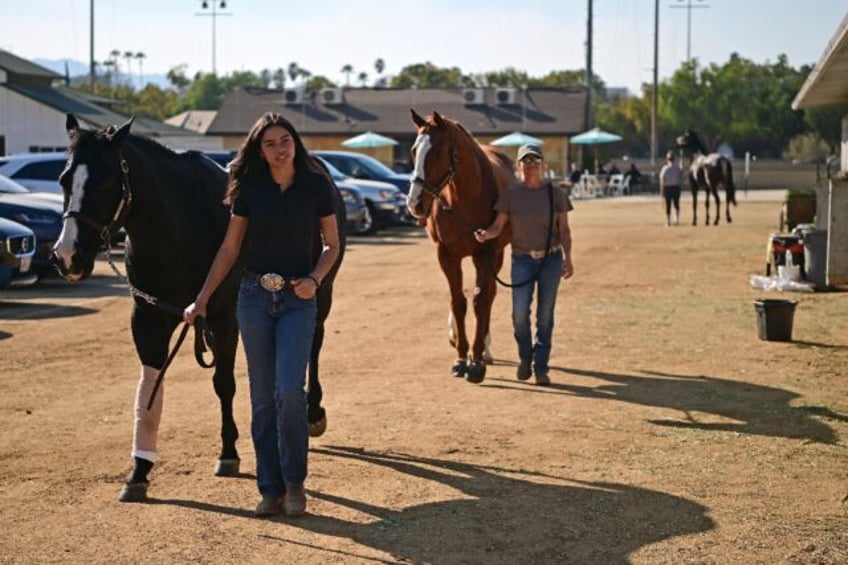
[
  {"xmin": 496, "ymin": 182, "xmax": 572, "ymax": 255},
  {"xmin": 660, "ymin": 162, "xmax": 683, "ymax": 186}
]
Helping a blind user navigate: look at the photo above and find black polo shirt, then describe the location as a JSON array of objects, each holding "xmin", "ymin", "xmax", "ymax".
[{"xmin": 232, "ymin": 171, "xmax": 334, "ymax": 278}]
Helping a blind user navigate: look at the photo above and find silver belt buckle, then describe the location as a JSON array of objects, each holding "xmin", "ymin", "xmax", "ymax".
[
  {"xmin": 259, "ymin": 273, "xmax": 285, "ymax": 292},
  {"xmin": 529, "ymin": 249, "xmax": 545, "ymax": 259}
]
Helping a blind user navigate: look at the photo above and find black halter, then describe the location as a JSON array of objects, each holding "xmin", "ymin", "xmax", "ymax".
[
  {"xmin": 413, "ymin": 146, "xmax": 459, "ymax": 202},
  {"xmin": 62, "ymin": 153, "xmax": 132, "ymax": 246}
]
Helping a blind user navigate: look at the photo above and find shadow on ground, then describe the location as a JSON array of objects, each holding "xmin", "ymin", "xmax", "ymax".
[{"xmin": 485, "ymin": 366, "xmax": 847, "ymax": 444}]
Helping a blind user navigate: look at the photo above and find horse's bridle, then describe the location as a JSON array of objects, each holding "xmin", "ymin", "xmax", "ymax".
[
  {"xmin": 63, "ymin": 153, "xmax": 133, "ymax": 247},
  {"xmin": 412, "ymin": 145, "xmax": 459, "ymax": 203}
]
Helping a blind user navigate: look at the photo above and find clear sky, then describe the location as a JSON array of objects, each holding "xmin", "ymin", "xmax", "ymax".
[{"xmin": 1, "ymin": 0, "xmax": 844, "ymax": 94}]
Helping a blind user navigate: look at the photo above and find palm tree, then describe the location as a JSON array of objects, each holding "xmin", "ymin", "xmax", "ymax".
[
  {"xmin": 134, "ymin": 52, "xmax": 146, "ymax": 89},
  {"xmin": 357, "ymin": 71, "xmax": 368, "ymax": 88},
  {"xmin": 299, "ymin": 68, "xmax": 312, "ymax": 89},
  {"xmin": 109, "ymin": 49, "xmax": 121, "ymax": 82},
  {"xmin": 341, "ymin": 64, "xmax": 353, "ymax": 87},
  {"xmin": 102, "ymin": 59, "xmax": 116, "ymax": 86},
  {"xmin": 288, "ymin": 62, "xmax": 301, "ymax": 86},
  {"xmin": 273, "ymin": 68, "xmax": 285, "ymax": 90},
  {"xmin": 123, "ymin": 51, "xmax": 134, "ymax": 86},
  {"xmin": 374, "ymin": 58, "xmax": 386, "ymax": 88}
]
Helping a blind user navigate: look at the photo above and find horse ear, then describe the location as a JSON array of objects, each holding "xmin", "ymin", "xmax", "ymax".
[
  {"xmin": 66, "ymin": 114, "xmax": 80, "ymax": 140},
  {"xmin": 66, "ymin": 114, "xmax": 80, "ymax": 133},
  {"xmin": 110, "ymin": 116, "xmax": 135, "ymax": 144},
  {"xmin": 410, "ymin": 109, "xmax": 427, "ymax": 128},
  {"xmin": 432, "ymin": 111, "xmax": 445, "ymax": 127}
]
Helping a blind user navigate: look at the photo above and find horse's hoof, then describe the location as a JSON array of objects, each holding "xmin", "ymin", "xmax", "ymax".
[
  {"xmin": 481, "ymin": 351, "xmax": 494, "ymax": 365},
  {"xmin": 451, "ymin": 359, "xmax": 468, "ymax": 378},
  {"xmin": 118, "ymin": 481, "xmax": 149, "ymax": 503},
  {"xmin": 215, "ymin": 458, "xmax": 241, "ymax": 477},
  {"xmin": 466, "ymin": 362, "xmax": 486, "ymax": 384},
  {"xmin": 309, "ymin": 415, "xmax": 327, "ymax": 438}
]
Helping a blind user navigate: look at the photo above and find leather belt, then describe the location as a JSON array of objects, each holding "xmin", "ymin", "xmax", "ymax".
[
  {"xmin": 526, "ymin": 245, "xmax": 562, "ymax": 260},
  {"xmin": 243, "ymin": 271, "xmax": 288, "ymax": 292}
]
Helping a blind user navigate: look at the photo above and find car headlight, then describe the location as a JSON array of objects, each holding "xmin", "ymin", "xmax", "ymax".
[
  {"xmin": 378, "ymin": 189, "xmax": 397, "ymax": 200},
  {"xmin": 338, "ymin": 189, "xmax": 358, "ymax": 204}
]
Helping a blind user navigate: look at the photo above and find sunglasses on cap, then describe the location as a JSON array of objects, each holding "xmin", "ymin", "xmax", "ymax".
[{"xmin": 520, "ymin": 155, "xmax": 542, "ymax": 165}]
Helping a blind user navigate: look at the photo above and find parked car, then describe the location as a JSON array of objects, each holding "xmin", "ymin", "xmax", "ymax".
[
  {"xmin": 0, "ymin": 174, "xmax": 64, "ymax": 274},
  {"xmin": 312, "ymin": 154, "xmax": 405, "ymax": 230},
  {"xmin": 201, "ymin": 150, "xmax": 236, "ymax": 170},
  {"xmin": 312, "ymin": 150, "xmax": 412, "ymax": 194},
  {"xmin": 336, "ymin": 183, "xmax": 374, "ymax": 236},
  {"xmin": 0, "ymin": 217, "xmax": 38, "ymax": 288},
  {"xmin": 0, "ymin": 152, "xmax": 68, "ymax": 194}
]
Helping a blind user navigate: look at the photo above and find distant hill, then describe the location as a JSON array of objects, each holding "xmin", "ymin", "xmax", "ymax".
[{"xmin": 33, "ymin": 57, "xmax": 171, "ymax": 90}]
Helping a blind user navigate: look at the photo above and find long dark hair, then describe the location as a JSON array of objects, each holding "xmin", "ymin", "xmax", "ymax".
[{"xmin": 224, "ymin": 112, "xmax": 326, "ymax": 205}]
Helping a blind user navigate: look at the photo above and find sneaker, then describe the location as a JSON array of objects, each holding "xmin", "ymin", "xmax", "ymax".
[
  {"xmin": 284, "ymin": 484, "xmax": 307, "ymax": 516},
  {"xmin": 534, "ymin": 373, "xmax": 551, "ymax": 386},
  {"xmin": 255, "ymin": 495, "xmax": 283, "ymax": 517},
  {"xmin": 516, "ymin": 359, "xmax": 532, "ymax": 381}
]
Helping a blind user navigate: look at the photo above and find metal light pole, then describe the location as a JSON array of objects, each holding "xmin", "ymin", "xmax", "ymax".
[
  {"xmin": 195, "ymin": 1, "xmax": 232, "ymax": 75},
  {"xmin": 670, "ymin": 0, "xmax": 710, "ymax": 63},
  {"xmin": 585, "ymin": 0, "xmax": 594, "ymax": 130},
  {"xmin": 651, "ymin": 0, "xmax": 659, "ymax": 174},
  {"xmin": 89, "ymin": 0, "xmax": 95, "ymax": 91}
]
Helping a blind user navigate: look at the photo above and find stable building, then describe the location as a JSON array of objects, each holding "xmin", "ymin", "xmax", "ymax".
[
  {"xmin": 792, "ymin": 13, "xmax": 848, "ymax": 287},
  {"xmin": 0, "ymin": 49, "xmax": 210, "ymax": 155},
  {"xmin": 207, "ymin": 86, "xmax": 588, "ymax": 177}
]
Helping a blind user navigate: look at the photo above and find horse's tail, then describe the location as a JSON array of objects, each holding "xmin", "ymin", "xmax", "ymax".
[{"xmin": 722, "ymin": 158, "xmax": 737, "ymax": 206}]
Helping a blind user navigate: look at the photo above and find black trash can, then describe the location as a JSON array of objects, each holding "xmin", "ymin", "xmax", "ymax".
[{"xmin": 754, "ymin": 299, "xmax": 797, "ymax": 342}]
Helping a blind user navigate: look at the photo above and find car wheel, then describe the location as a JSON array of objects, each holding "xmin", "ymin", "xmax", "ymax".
[{"xmin": 355, "ymin": 203, "xmax": 377, "ymax": 235}]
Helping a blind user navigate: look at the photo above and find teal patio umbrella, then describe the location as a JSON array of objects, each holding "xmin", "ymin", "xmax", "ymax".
[
  {"xmin": 342, "ymin": 131, "xmax": 398, "ymax": 148},
  {"xmin": 490, "ymin": 131, "xmax": 544, "ymax": 147},
  {"xmin": 570, "ymin": 127, "xmax": 622, "ymax": 173}
]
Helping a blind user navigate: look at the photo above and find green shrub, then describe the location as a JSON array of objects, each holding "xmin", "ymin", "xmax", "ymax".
[{"xmin": 786, "ymin": 187, "xmax": 816, "ymax": 199}]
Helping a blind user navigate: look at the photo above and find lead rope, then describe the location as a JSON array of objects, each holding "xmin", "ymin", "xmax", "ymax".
[{"xmin": 99, "ymin": 231, "xmax": 215, "ymax": 412}]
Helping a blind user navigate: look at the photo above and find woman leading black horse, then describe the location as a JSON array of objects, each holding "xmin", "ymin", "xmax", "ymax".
[{"xmin": 184, "ymin": 113, "xmax": 341, "ymax": 517}]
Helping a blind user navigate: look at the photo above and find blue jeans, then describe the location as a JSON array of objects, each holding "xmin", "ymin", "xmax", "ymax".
[
  {"xmin": 237, "ymin": 279, "xmax": 316, "ymax": 497},
  {"xmin": 511, "ymin": 253, "xmax": 563, "ymax": 376}
]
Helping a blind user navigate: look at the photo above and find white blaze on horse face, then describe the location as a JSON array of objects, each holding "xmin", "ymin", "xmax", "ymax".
[
  {"xmin": 407, "ymin": 133, "xmax": 432, "ymax": 215},
  {"xmin": 53, "ymin": 164, "xmax": 89, "ymax": 273}
]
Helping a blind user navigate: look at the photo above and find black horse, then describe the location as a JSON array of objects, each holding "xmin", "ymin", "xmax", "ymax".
[
  {"xmin": 676, "ymin": 129, "xmax": 737, "ymax": 226},
  {"xmin": 53, "ymin": 114, "xmax": 345, "ymax": 498}
]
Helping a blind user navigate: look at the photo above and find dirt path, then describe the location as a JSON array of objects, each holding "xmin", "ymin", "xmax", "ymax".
[{"xmin": 1, "ymin": 192, "xmax": 846, "ymax": 564}]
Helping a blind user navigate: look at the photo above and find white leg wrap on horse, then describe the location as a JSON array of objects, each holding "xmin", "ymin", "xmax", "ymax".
[{"xmin": 132, "ymin": 365, "xmax": 163, "ymax": 463}]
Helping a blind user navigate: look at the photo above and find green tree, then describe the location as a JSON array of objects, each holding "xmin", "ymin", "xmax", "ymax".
[
  {"xmin": 390, "ymin": 62, "xmax": 473, "ymax": 88},
  {"xmin": 307, "ymin": 75, "xmax": 337, "ymax": 90},
  {"xmin": 340, "ymin": 64, "xmax": 353, "ymax": 87},
  {"xmin": 166, "ymin": 64, "xmax": 190, "ymax": 93},
  {"xmin": 179, "ymin": 72, "xmax": 227, "ymax": 111}
]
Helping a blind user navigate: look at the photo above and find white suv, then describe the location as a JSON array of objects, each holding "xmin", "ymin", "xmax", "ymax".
[{"xmin": 0, "ymin": 153, "xmax": 68, "ymax": 194}]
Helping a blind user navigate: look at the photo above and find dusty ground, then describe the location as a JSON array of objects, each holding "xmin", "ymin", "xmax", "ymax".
[{"xmin": 1, "ymin": 190, "xmax": 847, "ymax": 564}]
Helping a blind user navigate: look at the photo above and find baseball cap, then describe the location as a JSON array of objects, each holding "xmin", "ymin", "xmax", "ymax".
[{"xmin": 517, "ymin": 144, "xmax": 543, "ymax": 162}]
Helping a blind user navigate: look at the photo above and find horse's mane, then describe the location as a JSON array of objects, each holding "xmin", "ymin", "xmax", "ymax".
[{"xmin": 70, "ymin": 127, "xmax": 184, "ymax": 162}]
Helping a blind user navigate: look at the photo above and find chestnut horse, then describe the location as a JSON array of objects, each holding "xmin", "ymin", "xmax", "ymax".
[
  {"xmin": 676, "ymin": 129, "xmax": 737, "ymax": 225},
  {"xmin": 407, "ymin": 110, "xmax": 514, "ymax": 383}
]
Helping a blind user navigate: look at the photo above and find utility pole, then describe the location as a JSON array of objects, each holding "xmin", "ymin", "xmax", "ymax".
[
  {"xmin": 670, "ymin": 0, "xmax": 710, "ymax": 63},
  {"xmin": 195, "ymin": 1, "xmax": 232, "ymax": 75},
  {"xmin": 651, "ymin": 0, "xmax": 659, "ymax": 175},
  {"xmin": 585, "ymin": 0, "xmax": 594, "ymax": 130},
  {"xmin": 89, "ymin": 0, "xmax": 95, "ymax": 91}
]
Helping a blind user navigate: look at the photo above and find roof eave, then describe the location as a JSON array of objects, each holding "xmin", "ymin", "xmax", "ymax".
[{"xmin": 792, "ymin": 12, "xmax": 848, "ymax": 110}]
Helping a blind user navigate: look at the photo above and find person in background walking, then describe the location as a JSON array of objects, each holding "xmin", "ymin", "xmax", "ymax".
[
  {"xmin": 474, "ymin": 144, "xmax": 574, "ymax": 386},
  {"xmin": 659, "ymin": 150, "xmax": 683, "ymax": 226}
]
